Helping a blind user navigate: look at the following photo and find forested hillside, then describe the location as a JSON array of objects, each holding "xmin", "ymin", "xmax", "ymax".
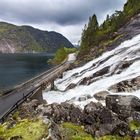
[{"xmin": 78, "ymin": 0, "xmax": 140, "ymax": 62}]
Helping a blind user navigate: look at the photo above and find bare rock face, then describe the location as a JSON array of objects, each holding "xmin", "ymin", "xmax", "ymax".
[
  {"xmin": 119, "ymin": 14, "xmax": 140, "ymax": 38},
  {"xmin": 108, "ymin": 76, "xmax": 140, "ymax": 93},
  {"xmin": 108, "ymin": 13, "xmax": 140, "ymax": 51},
  {"xmin": 39, "ymin": 102, "xmax": 83, "ymax": 124},
  {"xmin": 0, "ymin": 40, "xmax": 16, "ymax": 53},
  {"xmin": 106, "ymin": 95, "xmax": 140, "ymax": 119}
]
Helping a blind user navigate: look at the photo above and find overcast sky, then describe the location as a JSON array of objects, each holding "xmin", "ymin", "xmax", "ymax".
[{"xmin": 0, "ymin": 0, "xmax": 127, "ymax": 44}]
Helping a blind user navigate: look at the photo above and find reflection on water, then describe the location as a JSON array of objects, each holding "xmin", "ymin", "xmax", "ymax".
[{"xmin": 0, "ymin": 53, "xmax": 53, "ymax": 91}]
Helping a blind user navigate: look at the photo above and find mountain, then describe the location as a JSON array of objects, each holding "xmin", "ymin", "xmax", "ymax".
[{"xmin": 0, "ymin": 22, "xmax": 74, "ymax": 53}]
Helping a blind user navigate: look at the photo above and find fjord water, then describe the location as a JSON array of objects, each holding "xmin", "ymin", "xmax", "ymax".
[{"xmin": 0, "ymin": 53, "xmax": 53, "ymax": 91}]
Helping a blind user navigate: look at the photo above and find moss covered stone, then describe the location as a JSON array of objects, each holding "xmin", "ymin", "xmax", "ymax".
[
  {"xmin": 129, "ymin": 120, "xmax": 140, "ymax": 131},
  {"xmin": 61, "ymin": 122, "xmax": 93, "ymax": 140},
  {"xmin": 0, "ymin": 119, "xmax": 48, "ymax": 140}
]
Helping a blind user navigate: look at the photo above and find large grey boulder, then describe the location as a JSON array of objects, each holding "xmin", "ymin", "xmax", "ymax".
[
  {"xmin": 106, "ymin": 95, "xmax": 140, "ymax": 119},
  {"xmin": 83, "ymin": 101, "xmax": 130, "ymax": 137}
]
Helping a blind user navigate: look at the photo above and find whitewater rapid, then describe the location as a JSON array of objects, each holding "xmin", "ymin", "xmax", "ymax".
[{"xmin": 43, "ymin": 34, "xmax": 140, "ymax": 108}]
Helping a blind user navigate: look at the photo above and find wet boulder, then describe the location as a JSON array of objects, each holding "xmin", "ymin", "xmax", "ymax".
[
  {"xmin": 65, "ymin": 83, "xmax": 77, "ymax": 90},
  {"xmin": 78, "ymin": 94, "xmax": 92, "ymax": 101},
  {"xmin": 118, "ymin": 61, "xmax": 133, "ymax": 71},
  {"xmin": 92, "ymin": 66, "xmax": 109, "ymax": 78},
  {"xmin": 78, "ymin": 77, "xmax": 91, "ymax": 85},
  {"xmin": 108, "ymin": 77, "xmax": 140, "ymax": 93},
  {"xmin": 94, "ymin": 91, "xmax": 110, "ymax": 101}
]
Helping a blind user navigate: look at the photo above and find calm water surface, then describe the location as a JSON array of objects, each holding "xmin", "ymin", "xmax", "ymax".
[{"xmin": 0, "ymin": 53, "xmax": 53, "ymax": 91}]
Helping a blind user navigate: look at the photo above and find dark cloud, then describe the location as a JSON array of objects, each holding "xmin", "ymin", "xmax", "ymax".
[
  {"xmin": 0, "ymin": 0, "xmax": 127, "ymax": 25},
  {"xmin": 0, "ymin": 0, "xmax": 127, "ymax": 43}
]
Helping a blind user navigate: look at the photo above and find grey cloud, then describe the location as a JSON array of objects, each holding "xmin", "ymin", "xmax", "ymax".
[
  {"xmin": 0, "ymin": 0, "xmax": 127, "ymax": 25},
  {"xmin": 0, "ymin": 0, "xmax": 127, "ymax": 43}
]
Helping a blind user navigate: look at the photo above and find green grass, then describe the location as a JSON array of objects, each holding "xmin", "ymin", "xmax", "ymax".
[
  {"xmin": 61, "ymin": 122, "xmax": 93, "ymax": 140},
  {"xmin": 0, "ymin": 120, "xmax": 137, "ymax": 140},
  {"xmin": 0, "ymin": 119, "xmax": 48, "ymax": 140},
  {"xmin": 129, "ymin": 120, "xmax": 140, "ymax": 131}
]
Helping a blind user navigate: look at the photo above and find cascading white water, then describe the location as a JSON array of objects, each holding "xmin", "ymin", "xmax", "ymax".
[{"xmin": 43, "ymin": 34, "xmax": 140, "ymax": 108}]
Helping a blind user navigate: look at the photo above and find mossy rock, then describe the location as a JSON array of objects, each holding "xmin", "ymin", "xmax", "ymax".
[
  {"xmin": 95, "ymin": 135, "xmax": 132, "ymax": 140},
  {"xmin": 61, "ymin": 122, "xmax": 93, "ymax": 140},
  {"xmin": 0, "ymin": 119, "xmax": 48, "ymax": 140},
  {"xmin": 129, "ymin": 120, "xmax": 140, "ymax": 131}
]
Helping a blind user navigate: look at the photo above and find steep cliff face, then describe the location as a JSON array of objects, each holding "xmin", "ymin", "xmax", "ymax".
[
  {"xmin": 0, "ymin": 22, "xmax": 73, "ymax": 53},
  {"xmin": 108, "ymin": 13, "xmax": 140, "ymax": 50}
]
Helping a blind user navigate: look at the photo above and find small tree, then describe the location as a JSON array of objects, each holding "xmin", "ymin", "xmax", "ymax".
[
  {"xmin": 80, "ymin": 14, "xmax": 99, "ymax": 56},
  {"xmin": 53, "ymin": 47, "xmax": 67, "ymax": 64}
]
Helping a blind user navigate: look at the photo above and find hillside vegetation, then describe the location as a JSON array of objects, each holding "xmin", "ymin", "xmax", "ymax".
[
  {"xmin": 78, "ymin": 0, "xmax": 140, "ymax": 62},
  {"xmin": 0, "ymin": 22, "xmax": 73, "ymax": 53},
  {"xmin": 50, "ymin": 46, "xmax": 77, "ymax": 64}
]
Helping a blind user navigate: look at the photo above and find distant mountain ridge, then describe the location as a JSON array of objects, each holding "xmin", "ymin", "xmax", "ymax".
[{"xmin": 0, "ymin": 22, "xmax": 74, "ymax": 53}]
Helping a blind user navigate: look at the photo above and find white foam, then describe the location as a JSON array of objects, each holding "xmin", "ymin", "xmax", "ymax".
[{"xmin": 43, "ymin": 34, "xmax": 140, "ymax": 107}]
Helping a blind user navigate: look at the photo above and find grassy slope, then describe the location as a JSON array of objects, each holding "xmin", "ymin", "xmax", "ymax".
[
  {"xmin": 0, "ymin": 120, "xmax": 139, "ymax": 140},
  {"xmin": 0, "ymin": 119, "xmax": 48, "ymax": 140}
]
